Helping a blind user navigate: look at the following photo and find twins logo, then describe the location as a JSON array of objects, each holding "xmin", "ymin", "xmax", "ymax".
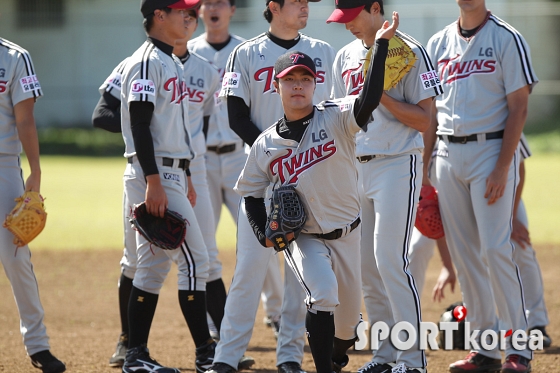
[
  {"xmin": 341, "ymin": 63, "xmax": 364, "ymax": 96},
  {"xmin": 164, "ymin": 77, "xmax": 189, "ymax": 104},
  {"xmin": 255, "ymin": 66, "xmax": 326, "ymax": 94},
  {"xmin": 438, "ymin": 54, "xmax": 496, "ymax": 84},
  {"xmin": 290, "ymin": 53, "xmax": 305, "ymax": 63},
  {"xmin": 269, "ymin": 140, "xmax": 337, "ymax": 184}
]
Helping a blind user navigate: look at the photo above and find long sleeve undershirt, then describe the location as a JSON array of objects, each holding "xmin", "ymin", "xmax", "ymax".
[
  {"xmin": 92, "ymin": 92, "xmax": 122, "ymax": 133},
  {"xmin": 244, "ymin": 38, "xmax": 388, "ymax": 246}
]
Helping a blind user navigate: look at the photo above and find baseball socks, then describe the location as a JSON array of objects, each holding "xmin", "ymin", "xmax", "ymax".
[
  {"xmin": 178, "ymin": 290, "xmax": 213, "ymax": 346},
  {"xmin": 118, "ymin": 273, "xmax": 134, "ymax": 339},
  {"xmin": 127, "ymin": 286, "xmax": 159, "ymax": 348},
  {"xmin": 306, "ymin": 310, "xmax": 335, "ymax": 373},
  {"xmin": 205, "ymin": 279, "xmax": 227, "ymax": 333}
]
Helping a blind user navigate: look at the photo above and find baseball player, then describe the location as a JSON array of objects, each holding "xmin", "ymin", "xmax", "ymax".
[
  {"xmin": 0, "ymin": 37, "xmax": 66, "ymax": 373},
  {"xmin": 425, "ymin": 0, "xmax": 538, "ymax": 371},
  {"xmin": 205, "ymin": 1, "xmax": 336, "ymax": 373},
  {"xmin": 234, "ymin": 15, "xmax": 394, "ymax": 372},
  {"xmin": 329, "ymin": 1, "xmax": 442, "ymax": 372},
  {"xmin": 118, "ymin": 0, "xmax": 217, "ymax": 372},
  {"xmin": 189, "ymin": 0, "xmax": 285, "ymax": 341}
]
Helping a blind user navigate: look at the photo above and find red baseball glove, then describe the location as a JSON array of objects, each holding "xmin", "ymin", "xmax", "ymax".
[{"xmin": 415, "ymin": 185, "xmax": 444, "ymax": 239}]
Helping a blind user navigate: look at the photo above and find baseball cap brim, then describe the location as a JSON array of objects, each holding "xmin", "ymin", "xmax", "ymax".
[
  {"xmin": 326, "ymin": 6, "xmax": 364, "ymax": 24},
  {"xmin": 276, "ymin": 65, "xmax": 317, "ymax": 79},
  {"xmin": 168, "ymin": 0, "xmax": 201, "ymax": 10}
]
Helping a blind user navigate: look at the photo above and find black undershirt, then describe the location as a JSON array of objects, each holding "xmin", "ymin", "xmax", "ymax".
[
  {"xmin": 208, "ymin": 35, "xmax": 232, "ymax": 51},
  {"xmin": 245, "ymin": 39, "xmax": 388, "ymax": 246},
  {"xmin": 460, "ymin": 26, "xmax": 480, "ymax": 39},
  {"xmin": 227, "ymin": 32, "xmax": 302, "ymax": 147}
]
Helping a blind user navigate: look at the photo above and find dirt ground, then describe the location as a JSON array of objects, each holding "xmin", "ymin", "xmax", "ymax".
[{"xmin": 1, "ymin": 245, "xmax": 559, "ymax": 373}]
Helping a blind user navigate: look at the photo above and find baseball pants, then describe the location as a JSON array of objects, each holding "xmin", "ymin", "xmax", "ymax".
[
  {"xmin": 0, "ymin": 155, "xmax": 50, "ymax": 355},
  {"xmin": 284, "ymin": 227, "xmax": 362, "ymax": 340},
  {"xmin": 214, "ymin": 201, "xmax": 306, "ymax": 369},
  {"xmin": 358, "ymin": 152, "xmax": 426, "ymax": 369},
  {"xmin": 434, "ymin": 138, "xmax": 530, "ymax": 359},
  {"xmin": 125, "ymin": 158, "xmax": 209, "ymax": 294},
  {"xmin": 205, "ymin": 146, "xmax": 283, "ymax": 319}
]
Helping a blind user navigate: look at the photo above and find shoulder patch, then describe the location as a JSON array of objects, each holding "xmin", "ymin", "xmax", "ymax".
[
  {"xmin": 105, "ymin": 72, "xmax": 122, "ymax": 92},
  {"xmin": 20, "ymin": 75, "xmax": 41, "ymax": 93},
  {"xmin": 222, "ymin": 72, "xmax": 240, "ymax": 88},
  {"xmin": 419, "ymin": 70, "xmax": 441, "ymax": 90},
  {"xmin": 131, "ymin": 79, "xmax": 156, "ymax": 96}
]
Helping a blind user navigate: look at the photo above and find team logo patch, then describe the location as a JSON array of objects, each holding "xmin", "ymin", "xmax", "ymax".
[
  {"xmin": 163, "ymin": 172, "xmax": 181, "ymax": 182},
  {"xmin": 20, "ymin": 75, "xmax": 41, "ymax": 93},
  {"xmin": 131, "ymin": 79, "xmax": 155, "ymax": 96},
  {"xmin": 222, "ymin": 72, "xmax": 240, "ymax": 88},
  {"xmin": 419, "ymin": 70, "xmax": 440, "ymax": 90},
  {"xmin": 269, "ymin": 221, "xmax": 278, "ymax": 231},
  {"xmin": 105, "ymin": 72, "xmax": 122, "ymax": 92}
]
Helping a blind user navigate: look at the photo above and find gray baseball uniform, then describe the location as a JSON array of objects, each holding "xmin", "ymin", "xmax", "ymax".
[
  {"xmin": 189, "ymin": 34, "xmax": 284, "ymax": 323},
  {"xmin": 427, "ymin": 12, "xmax": 538, "ymax": 360},
  {"xmin": 332, "ymin": 30, "xmax": 442, "ymax": 369},
  {"xmin": 0, "ymin": 37, "xmax": 51, "ymax": 356},
  {"xmin": 215, "ymin": 32, "xmax": 335, "ymax": 369}
]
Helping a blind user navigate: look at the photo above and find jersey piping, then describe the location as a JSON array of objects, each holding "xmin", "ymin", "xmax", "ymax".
[{"xmin": 0, "ymin": 39, "xmax": 41, "ymax": 99}]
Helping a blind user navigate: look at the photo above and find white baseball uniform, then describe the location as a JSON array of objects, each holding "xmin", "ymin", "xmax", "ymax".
[
  {"xmin": 120, "ymin": 38, "xmax": 208, "ymax": 294},
  {"xmin": 215, "ymin": 32, "xmax": 335, "ymax": 368},
  {"xmin": 427, "ymin": 12, "xmax": 538, "ymax": 360},
  {"xmin": 235, "ymin": 97, "xmax": 364, "ymax": 341},
  {"xmin": 189, "ymin": 34, "xmax": 284, "ymax": 322},
  {"xmin": 332, "ymin": 30, "xmax": 442, "ymax": 369},
  {"xmin": 0, "ymin": 37, "xmax": 51, "ymax": 356}
]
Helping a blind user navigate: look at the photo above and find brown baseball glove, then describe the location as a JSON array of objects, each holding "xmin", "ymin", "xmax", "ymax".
[{"xmin": 3, "ymin": 191, "xmax": 47, "ymax": 247}]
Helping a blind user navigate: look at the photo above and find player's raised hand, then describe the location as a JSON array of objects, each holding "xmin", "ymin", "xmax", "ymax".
[{"xmin": 376, "ymin": 11, "xmax": 399, "ymax": 41}]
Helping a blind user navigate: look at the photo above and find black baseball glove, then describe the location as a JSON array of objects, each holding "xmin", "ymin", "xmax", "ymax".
[
  {"xmin": 130, "ymin": 202, "xmax": 187, "ymax": 250},
  {"xmin": 265, "ymin": 185, "xmax": 306, "ymax": 252}
]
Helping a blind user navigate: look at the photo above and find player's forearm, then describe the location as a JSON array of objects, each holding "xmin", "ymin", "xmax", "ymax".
[
  {"xmin": 513, "ymin": 161, "xmax": 525, "ymax": 218},
  {"xmin": 354, "ymin": 39, "xmax": 388, "ymax": 127},
  {"xmin": 421, "ymin": 101, "xmax": 438, "ymax": 183},
  {"xmin": 14, "ymin": 98, "xmax": 41, "ymax": 174},
  {"xmin": 380, "ymin": 95, "xmax": 432, "ymax": 132},
  {"xmin": 436, "ymin": 236, "xmax": 454, "ymax": 271},
  {"xmin": 92, "ymin": 92, "xmax": 122, "ymax": 133},
  {"xmin": 227, "ymin": 96, "xmax": 262, "ymax": 146},
  {"xmin": 244, "ymin": 196, "xmax": 268, "ymax": 247}
]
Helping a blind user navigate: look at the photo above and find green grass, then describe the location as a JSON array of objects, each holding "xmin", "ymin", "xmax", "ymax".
[{"xmin": 18, "ymin": 153, "xmax": 559, "ymax": 250}]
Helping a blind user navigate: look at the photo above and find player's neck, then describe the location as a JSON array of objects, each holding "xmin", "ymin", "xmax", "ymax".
[
  {"xmin": 149, "ymin": 29, "xmax": 176, "ymax": 48},
  {"xmin": 284, "ymin": 106, "xmax": 314, "ymax": 122},
  {"xmin": 269, "ymin": 23, "xmax": 300, "ymax": 41},
  {"xmin": 459, "ymin": 8, "xmax": 488, "ymax": 30},
  {"xmin": 205, "ymin": 28, "xmax": 230, "ymax": 44}
]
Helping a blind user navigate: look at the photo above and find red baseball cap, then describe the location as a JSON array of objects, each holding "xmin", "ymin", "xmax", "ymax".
[
  {"xmin": 141, "ymin": 0, "xmax": 201, "ymax": 17},
  {"xmin": 326, "ymin": 0, "xmax": 371, "ymax": 24},
  {"xmin": 274, "ymin": 51, "xmax": 317, "ymax": 79}
]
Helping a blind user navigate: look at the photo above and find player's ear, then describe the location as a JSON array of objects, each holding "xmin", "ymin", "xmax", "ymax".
[{"xmin": 273, "ymin": 79, "xmax": 279, "ymax": 93}]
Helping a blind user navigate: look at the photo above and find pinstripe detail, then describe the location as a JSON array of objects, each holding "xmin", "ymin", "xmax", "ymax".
[
  {"xmin": 105, "ymin": 59, "xmax": 128, "ymax": 94},
  {"xmin": 397, "ymin": 31, "xmax": 444, "ymax": 96},
  {"xmin": 180, "ymin": 239, "xmax": 197, "ymax": 290},
  {"xmin": 489, "ymin": 15, "xmax": 536, "ymax": 86},
  {"xmin": 139, "ymin": 42, "xmax": 155, "ymax": 102},
  {"xmin": 402, "ymin": 154, "xmax": 426, "ymax": 367},
  {"xmin": 518, "ymin": 135, "xmax": 532, "ymax": 160},
  {"xmin": 508, "ymin": 151, "xmax": 533, "ymax": 359},
  {"xmin": 0, "ymin": 38, "xmax": 42, "ymax": 99},
  {"xmin": 284, "ymin": 246, "xmax": 314, "ymax": 308}
]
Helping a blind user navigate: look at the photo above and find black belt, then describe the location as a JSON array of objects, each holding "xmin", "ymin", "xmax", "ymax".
[
  {"xmin": 207, "ymin": 143, "xmax": 237, "ymax": 154},
  {"xmin": 128, "ymin": 157, "xmax": 190, "ymax": 171},
  {"xmin": 439, "ymin": 130, "xmax": 504, "ymax": 144},
  {"xmin": 315, "ymin": 217, "xmax": 361, "ymax": 240},
  {"xmin": 357, "ymin": 155, "xmax": 376, "ymax": 163}
]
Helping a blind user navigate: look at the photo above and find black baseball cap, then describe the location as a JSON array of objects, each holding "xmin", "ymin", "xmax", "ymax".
[
  {"xmin": 274, "ymin": 51, "xmax": 317, "ymax": 79},
  {"xmin": 141, "ymin": 0, "xmax": 201, "ymax": 17},
  {"xmin": 326, "ymin": 0, "xmax": 372, "ymax": 24}
]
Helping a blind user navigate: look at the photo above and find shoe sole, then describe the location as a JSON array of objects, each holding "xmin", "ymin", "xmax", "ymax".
[
  {"xmin": 449, "ymin": 366, "xmax": 501, "ymax": 373},
  {"xmin": 109, "ymin": 360, "xmax": 124, "ymax": 367},
  {"xmin": 239, "ymin": 357, "xmax": 255, "ymax": 371},
  {"xmin": 501, "ymin": 367, "xmax": 531, "ymax": 373}
]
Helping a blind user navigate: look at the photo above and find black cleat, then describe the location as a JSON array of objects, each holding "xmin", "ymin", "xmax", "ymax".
[
  {"xmin": 109, "ymin": 333, "xmax": 128, "ymax": 367},
  {"xmin": 30, "ymin": 350, "xmax": 66, "ymax": 373},
  {"xmin": 196, "ymin": 340, "xmax": 217, "ymax": 373},
  {"xmin": 122, "ymin": 345, "xmax": 179, "ymax": 373},
  {"xmin": 205, "ymin": 362, "xmax": 237, "ymax": 373},
  {"xmin": 238, "ymin": 355, "xmax": 255, "ymax": 371},
  {"xmin": 277, "ymin": 362, "xmax": 306, "ymax": 373}
]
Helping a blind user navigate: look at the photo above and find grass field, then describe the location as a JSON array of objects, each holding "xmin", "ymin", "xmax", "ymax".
[{"xmin": 18, "ymin": 153, "xmax": 560, "ymax": 250}]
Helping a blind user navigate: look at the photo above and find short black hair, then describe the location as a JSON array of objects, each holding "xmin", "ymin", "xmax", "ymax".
[
  {"xmin": 143, "ymin": 7, "xmax": 173, "ymax": 33},
  {"xmin": 364, "ymin": 0, "xmax": 384, "ymax": 16},
  {"xmin": 229, "ymin": 0, "xmax": 235, "ymax": 5},
  {"xmin": 263, "ymin": 0, "xmax": 285, "ymax": 23}
]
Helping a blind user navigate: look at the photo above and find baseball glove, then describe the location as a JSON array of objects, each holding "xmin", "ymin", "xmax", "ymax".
[
  {"xmin": 363, "ymin": 34, "xmax": 417, "ymax": 90},
  {"xmin": 3, "ymin": 191, "xmax": 47, "ymax": 247},
  {"xmin": 438, "ymin": 301, "xmax": 466, "ymax": 350},
  {"xmin": 265, "ymin": 185, "xmax": 306, "ymax": 252},
  {"xmin": 415, "ymin": 185, "xmax": 445, "ymax": 239},
  {"xmin": 130, "ymin": 202, "xmax": 187, "ymax": 250}
]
